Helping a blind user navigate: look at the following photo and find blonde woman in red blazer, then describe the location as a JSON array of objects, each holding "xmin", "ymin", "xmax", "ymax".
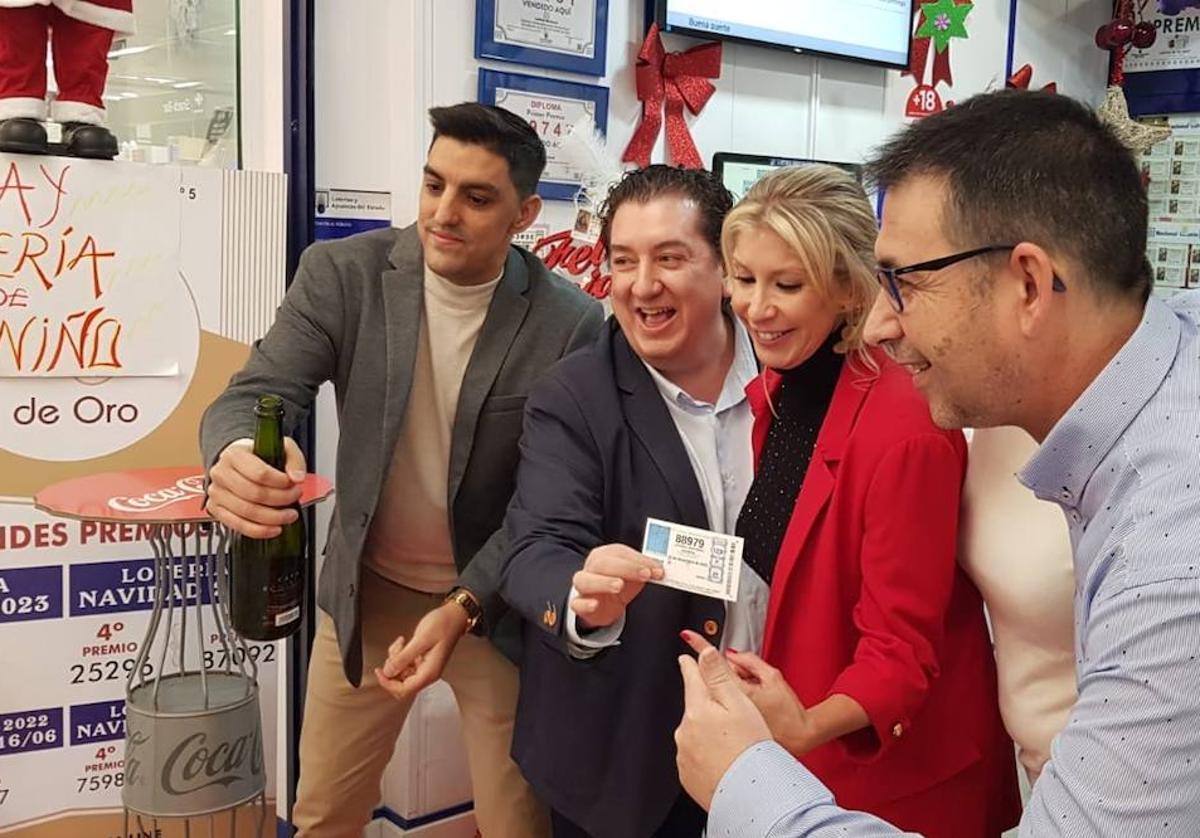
[{"xmin": 707, "ymin": 165, "xmax": 1020, "ymax": 837}]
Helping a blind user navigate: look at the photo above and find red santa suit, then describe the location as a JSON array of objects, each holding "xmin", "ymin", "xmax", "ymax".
[{"xmin": 0, "ymin": 0, "xmax": 135, "ymax": 125}]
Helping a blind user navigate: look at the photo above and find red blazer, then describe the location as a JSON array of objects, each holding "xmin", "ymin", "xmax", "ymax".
[{"xmin": 751, "ymin": 353, "xmax": 1020, "ymax": 838}]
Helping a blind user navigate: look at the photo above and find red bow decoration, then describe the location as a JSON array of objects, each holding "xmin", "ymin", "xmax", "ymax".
[
  {"xmin": 1006, "ymin": 64, "xmax": 1057, "ymax": 93},
  {"xmin": 622, "ymin": 23, "xmax": 722, "ymax": 169}
]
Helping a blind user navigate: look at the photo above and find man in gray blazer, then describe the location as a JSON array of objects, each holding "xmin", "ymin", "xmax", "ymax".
[{"xmin": 200, "ymin": 102, "xmax": 603, "ymax": 838}]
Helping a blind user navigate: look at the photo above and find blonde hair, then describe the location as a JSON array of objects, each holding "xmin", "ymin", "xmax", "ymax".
[{"xmin": 721, "ymin": 165, "xmax": 879, "ymax": 367}]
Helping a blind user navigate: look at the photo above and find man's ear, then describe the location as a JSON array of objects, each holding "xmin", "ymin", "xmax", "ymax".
[
  {"xmin": 1008, "ymin": 242, "xmax": 1060, "ymax": 338},
  {"xmin": 511, "ymin": 193, "xmax": 543, "ymax": 236}
]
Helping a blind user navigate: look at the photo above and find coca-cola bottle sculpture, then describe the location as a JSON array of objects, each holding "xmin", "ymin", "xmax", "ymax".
[{"xmin": 121, "ymin": 518, "xmax": 267, "ymax": 834}]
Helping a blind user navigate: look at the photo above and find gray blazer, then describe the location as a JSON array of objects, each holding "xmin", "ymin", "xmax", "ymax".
[{"xmin": 200, "ymin": 224, "xmax": 604, "ymax": 684}]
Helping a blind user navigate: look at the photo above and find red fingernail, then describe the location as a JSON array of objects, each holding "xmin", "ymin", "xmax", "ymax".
[
  {"xmin": 680, "ymin": 630, "xmax": 691, "ymax": 641},
  {"xmin": 726, "ymin": 647, "xmax": 740, "ymax": 654}
]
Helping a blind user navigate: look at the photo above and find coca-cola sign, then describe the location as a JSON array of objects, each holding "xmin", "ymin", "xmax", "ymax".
[
  {"xmin": 160, "ymin": 727, "xmax": 264, "ymax": 795},
  {"xmin": 123, "ymin": 673, "xmax": 265, "ymax": 817},
  {"xmin": 532, "ymin": 230, "xmax": 611, "ymax": 300},
  {"xmin": 107, "ymin": 474, "xmax": 206, "ymax": 513}
]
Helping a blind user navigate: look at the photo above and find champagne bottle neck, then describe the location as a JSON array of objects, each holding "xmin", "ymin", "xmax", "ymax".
[{"xmin": 252, "ymin": 410, "xmax": 285, "ymax": 471}]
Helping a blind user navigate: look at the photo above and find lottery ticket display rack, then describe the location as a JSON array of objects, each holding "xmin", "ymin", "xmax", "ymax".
[{"xmin": 34, "ymin": 467, "xmax": 331, "ymax": 836}]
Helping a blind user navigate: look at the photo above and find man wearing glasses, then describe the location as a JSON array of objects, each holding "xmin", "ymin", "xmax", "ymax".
[{"xmin": 676, "ymin": 89, "xmax": 1200, "ymax": 835}]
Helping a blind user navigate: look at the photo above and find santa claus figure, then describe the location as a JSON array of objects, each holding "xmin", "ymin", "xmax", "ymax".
[{"xmin": 0, "ymin": 0, "xmax": 134, "ymax": 159}]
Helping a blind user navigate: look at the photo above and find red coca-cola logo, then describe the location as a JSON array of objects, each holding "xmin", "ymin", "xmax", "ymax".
[
  {"xmin": 107, "ymin": 474, "xmax": 206, "ymax": 513},
  {"xmin": 532, "ymin": 230, "xmax": 611, "ymax": 300}
]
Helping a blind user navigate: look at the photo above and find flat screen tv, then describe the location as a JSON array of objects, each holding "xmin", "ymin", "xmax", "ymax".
[
  {"xmin": 654, "ymin": 0, "xmax": 914, "ymax": 70},
  {"xmin": 713, "ymin": 152, "xmax": 862, "ymax": 201}
]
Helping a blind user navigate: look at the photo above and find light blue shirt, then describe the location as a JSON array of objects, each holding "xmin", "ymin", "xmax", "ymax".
[
  {"xmin": 708, "ymin": 291, "xmax": 1200, "ymax": 837},
  {"xmin": 567, "ymin": 317, "xmax": 769, "ymax": 655}
]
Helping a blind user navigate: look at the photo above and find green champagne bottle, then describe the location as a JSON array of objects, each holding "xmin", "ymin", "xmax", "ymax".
[{"xmin": 228, "ymin": 394, "xmax": 305, "ymax": 640}]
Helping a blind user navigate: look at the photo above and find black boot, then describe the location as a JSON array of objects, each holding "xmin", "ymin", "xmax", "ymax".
[
  {"xmin": 61, "ymin": 122, "xmax": 118, "ymax": 160},
  {"xmin": 0, "ymin": 118, "xmax": 49, "ymax": 155}
]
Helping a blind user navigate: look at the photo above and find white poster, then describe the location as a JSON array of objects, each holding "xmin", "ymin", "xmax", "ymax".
[
  {"xmin": 493, "ymin": 0, "xmax": 600, "ymax": 59},
  {"xmin": 0, "ymin": 159, "xmax": 198, "ymax": 461},
  {"xmin": 1143, "ymin": 116, "xmax": 1200, "ymax": 296},
  {"xmin": 1126, "ymin": 9, "xmax": 1200, "ymax": 73},
  {"xmin": 493, "ymin": 87, "xmax": 599, "ymax": 189},
  {"xmin": 0, "ymin": 154, "xmax": 288, "ymax": 837}
]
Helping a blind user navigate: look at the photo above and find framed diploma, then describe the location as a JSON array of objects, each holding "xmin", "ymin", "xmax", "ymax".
[
  {"xmin": 475, "ymin": 0, "xmax": 609, "ymax": 77},
  {"xmin": 478, "ymin": 69, "xmax": 610, "ymax": 201}
]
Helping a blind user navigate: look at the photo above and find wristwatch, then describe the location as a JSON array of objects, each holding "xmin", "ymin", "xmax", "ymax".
[{"xmin": 444, "ymin": 587, "xmax": 483, "ymax": 633}]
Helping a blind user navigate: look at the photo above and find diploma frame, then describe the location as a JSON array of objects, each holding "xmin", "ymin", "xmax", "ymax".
[
  {"xmin": 475, "ymin": 0, "xmax": 609, "ymax": 77},
  {"xmin": 477, "ymin": 69, "xmax": 610, "ymax": 201}
]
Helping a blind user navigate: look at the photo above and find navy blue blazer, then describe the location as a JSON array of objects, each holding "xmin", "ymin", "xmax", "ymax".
[{"xmin": 500, "ymin": 319, "xmax": 725, "ymax": 838}]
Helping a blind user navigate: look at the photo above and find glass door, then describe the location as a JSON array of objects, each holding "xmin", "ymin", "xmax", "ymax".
[{"xmin": 92, "ymin": 0, "xmax": 241, "ymax": 167}]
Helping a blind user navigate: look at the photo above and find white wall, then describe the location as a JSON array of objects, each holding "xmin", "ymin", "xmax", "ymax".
[
  {"xmin": 1013, "ymin": 0, "xmax": 1112, "ymax": 100},
  {"xmin": 316, "ymin": 0, "xmax": 1112, "ymax": 232},
  {"xmin": 239, "ymin": 0, "xmax": 286, "ymax": 173},
  {"xmin": 391, "ymin": 0, "xmax": 899, "ymax": 232},
  {"xmin": 367, "ymin": 0, "xmax": 1112, "ymax": 233},
  {"xmin": 313, "ymin": 0, "xmax": 395, "ymax": 193}
]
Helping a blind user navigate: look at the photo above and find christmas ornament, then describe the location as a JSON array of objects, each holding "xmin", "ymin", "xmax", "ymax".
[
  {"xmin": 1096, "ymin": 0, "xmax": 1157, "ymax": 86},
  {"xmin": 1093, "ymin": 2, "xmax": 1171, "ymax": 159},
  {"xmin": 1132, "ymin": 21, "xmax": 1158, "ymax": 48},
  {"xmin": 1097, "ymin": 85, "xmax": 1170, "ymax": 153},
  {"xmin": 0, "ymin": 0, "xmax": 135, "ymax": 160},
  {"xmin": 914, "ymin": 0, "xmax": 973, "ymax": 52},
  {"xmin": 622, "ymin": 22, "xmax": 721, "ymax": 169},
  {"xmin": 1108, "ymin": 16, "xmax": 1136, "ymax": 47},
  {"xmin": 902, "ymin": 0, "xmax": 973, "ymax": 118}
]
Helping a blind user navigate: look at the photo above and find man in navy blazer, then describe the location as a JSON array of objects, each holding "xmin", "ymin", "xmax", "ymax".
[{"xmin": 497, "ymin": 166, "xmax": 765, "ymax": 837}]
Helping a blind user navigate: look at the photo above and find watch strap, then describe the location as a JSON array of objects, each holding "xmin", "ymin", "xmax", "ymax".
[{"xmin": 445, "ymin": 587, "xmax": 483, "ymax": 632}]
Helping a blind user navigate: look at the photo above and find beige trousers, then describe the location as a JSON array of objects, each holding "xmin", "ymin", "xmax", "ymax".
[{"xmin": 292, "ymin": 569, "xmax": 549, "ymax": 837}]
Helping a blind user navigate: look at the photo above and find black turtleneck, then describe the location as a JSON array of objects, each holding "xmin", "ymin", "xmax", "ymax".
[{"xmin": 736, "ymin": 332, "xmax": 845, "ymax": 584}]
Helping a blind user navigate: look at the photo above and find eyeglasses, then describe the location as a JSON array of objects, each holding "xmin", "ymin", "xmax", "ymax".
[{"xmin": 875, "ymin": 245, "xmax": 1066, "ymax": 312}]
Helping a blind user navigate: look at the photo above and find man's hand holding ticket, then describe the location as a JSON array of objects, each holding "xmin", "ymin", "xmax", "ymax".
[
  {"xmin": 641, "ymin": 518, "xmax": 743, "ymax": 602},
  {"xmin": 571, "ymin": 544, "xmax": 665, "ymax": 629}
]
